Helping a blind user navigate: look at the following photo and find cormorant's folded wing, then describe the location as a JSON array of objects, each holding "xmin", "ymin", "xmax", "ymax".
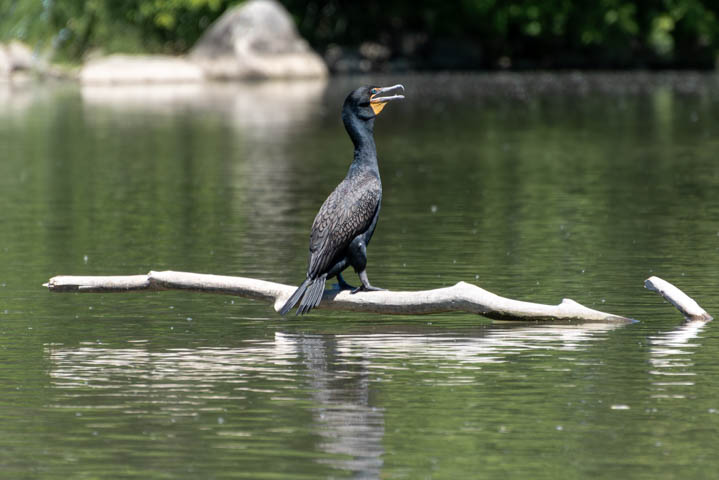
[{"xmin": 307, "ymin": 176, "xmax": 380, "ymax": 277}]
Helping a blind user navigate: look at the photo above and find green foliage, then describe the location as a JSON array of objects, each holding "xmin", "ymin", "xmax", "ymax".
[
  {"xmin": 0, "ymin": 0, "xmax": 238, "ymax": 60},
  {"xmin": 1, "ymin": 0, "xmax": 718, "ymax": 67},
  {"xmin": 284, "ymin": 0, "xmax": 719, "ymax": 68}
]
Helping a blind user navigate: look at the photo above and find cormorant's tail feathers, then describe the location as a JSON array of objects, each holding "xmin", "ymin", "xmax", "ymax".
[
  {"xmin": 297, "ymin": 275, "xmax": 327, "ymax": 316},
  {"xmin": 279, "ymin": 275, "xmax": 327, "ymax": 316},
  {"xmin": 279, "ymin": 278, "xmax": 311, "ymax": 316}
]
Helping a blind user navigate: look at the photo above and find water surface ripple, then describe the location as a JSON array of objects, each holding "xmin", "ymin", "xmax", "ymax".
[{"xmin": 2, "ymin": 73, "xmax": 719, "ymax": 479}]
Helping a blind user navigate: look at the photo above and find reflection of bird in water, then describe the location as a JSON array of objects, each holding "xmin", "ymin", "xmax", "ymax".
[{"xmin": 280, "ymin": 84, "xmax": 405, "ymax": 315}]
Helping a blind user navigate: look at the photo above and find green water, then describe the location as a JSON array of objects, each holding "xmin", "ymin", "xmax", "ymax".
[{"xmin": 2, "ymin": 73, "xmax": 719, "ymax": 479}]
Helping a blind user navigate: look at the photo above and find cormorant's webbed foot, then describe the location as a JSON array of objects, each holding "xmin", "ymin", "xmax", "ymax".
[
  {"xmin": 350, "ymin": 270, "xmax": 385, "ymax": 294},
  {"xmin": 351, "ymin": 284, "xmax": 386, "ymax": 294},
  {"xmin": 333, "ymin": 273, "xmax": 356, "ymax": 291}
]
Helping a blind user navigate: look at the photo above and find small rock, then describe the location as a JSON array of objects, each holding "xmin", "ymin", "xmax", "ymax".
[
  {"xmin": 0, "ymin": 40, "xmax": 35, "ymax": 80},
  {"xmin": 7, "ymin": 41, "xmax": 34, "ymax": 71},
  {"xmin": 0, "ymin": 47, "xmax": 10, "ymax": 79}
]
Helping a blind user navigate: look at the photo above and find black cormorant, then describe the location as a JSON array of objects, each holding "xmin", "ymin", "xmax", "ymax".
[{"xmin": 280, "ymin": 84, "xmax": 405, "ymax": 315}]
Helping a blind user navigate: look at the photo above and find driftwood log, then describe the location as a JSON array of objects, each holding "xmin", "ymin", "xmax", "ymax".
[
  {"xmin": 44, "ymin": 270, "xmax": 633, "ymax": 322},
  {"xmin": 43, "ymin": 271, "xmax": 710, "ymax": 324}
]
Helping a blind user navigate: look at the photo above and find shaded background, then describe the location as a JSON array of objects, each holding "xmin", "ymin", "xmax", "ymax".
[{"xmin": 2, "ymin": 0, "xmax": 719, "ymax": 70}]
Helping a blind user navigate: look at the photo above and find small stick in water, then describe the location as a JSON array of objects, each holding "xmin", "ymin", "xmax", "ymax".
[{"xmin": 644, "ymin": 276, "xmax": 712, "ymax": 322}]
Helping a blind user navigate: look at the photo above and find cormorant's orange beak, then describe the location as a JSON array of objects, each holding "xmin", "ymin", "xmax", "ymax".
[{"xmin": 369, "ymin": 84, "xmax": 405, "ymax": 115}]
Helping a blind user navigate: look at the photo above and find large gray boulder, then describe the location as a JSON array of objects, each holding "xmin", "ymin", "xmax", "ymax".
[{"xmin": 190, "ymin": 0, "xmax": 327, "ymax": 79}]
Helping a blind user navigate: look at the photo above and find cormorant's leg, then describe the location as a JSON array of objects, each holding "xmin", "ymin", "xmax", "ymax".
[
  {"xmin": 326, "ymin": 258, "xmax": 354, "ymax": 290},
  {"xmin": 336, "ymin": 272, "xmax": 356, "ymax": 291},
  {"xmin": 347, "ymin": 236, "xmax": 384, "ymax": 293},
  {"xmin": 351, "ymin": 270, "xmax": 386, "ymax": 293}
]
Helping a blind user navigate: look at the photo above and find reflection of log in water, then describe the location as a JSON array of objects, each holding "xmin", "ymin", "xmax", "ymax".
[
  {"xmin": 649, "ymin": 320, "xmax": 708, "ymax": 399},
  {"xmin": 46, "ymin": 322, "xmax": 621, "ymax": 477},
  {"xmin": 324, "ymin": 322, "xmax": 624, "ymax": 362}
]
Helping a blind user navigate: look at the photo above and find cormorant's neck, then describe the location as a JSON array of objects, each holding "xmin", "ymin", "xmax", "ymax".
[{"xmin": 343, "ymin": 113, "xmax": 378, "ymax": 174}]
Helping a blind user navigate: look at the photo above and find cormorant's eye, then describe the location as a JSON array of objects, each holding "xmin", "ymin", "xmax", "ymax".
[{"xmin": 370, "ymin": 89, "xmax": 378, "ymax": 95}]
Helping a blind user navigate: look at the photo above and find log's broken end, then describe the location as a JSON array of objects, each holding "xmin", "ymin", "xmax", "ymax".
[
  {"xmin": 45, "ymin": 276, "xmax": 80, "ymax": 292},
  {"xmin": 556, "ymin": 298, "xmax": 635, "ymax": 323},
  {"xmin": 644, "ymin": 276, "xmax": 712, "ymax": 322},
  {"xmin": 45, "ymin": 274, "xmax": 152, "ymax": 293},
  {"xmin": 273, "ymin": 296, "xmax": 290, "ymax": 314}
]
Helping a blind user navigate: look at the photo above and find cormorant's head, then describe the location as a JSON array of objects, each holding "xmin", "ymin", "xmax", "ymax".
[{"xmin": 343, "ymin": 84, "xmax": 405, "ymax": 122}]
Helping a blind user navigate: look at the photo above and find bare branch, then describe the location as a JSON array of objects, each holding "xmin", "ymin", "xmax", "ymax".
[
  {"xmin": 644, "ymin": 276, "xmax": 712, "ymax": 322},
  {"xmin": 44, "ymin": 270, "xmax": 632, "ymax": 323}
]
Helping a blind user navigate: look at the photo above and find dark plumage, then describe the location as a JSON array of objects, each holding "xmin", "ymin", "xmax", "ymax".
[{"xmin": 280, "ymin": 84, "xmax": 405, "ymax": 315}]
